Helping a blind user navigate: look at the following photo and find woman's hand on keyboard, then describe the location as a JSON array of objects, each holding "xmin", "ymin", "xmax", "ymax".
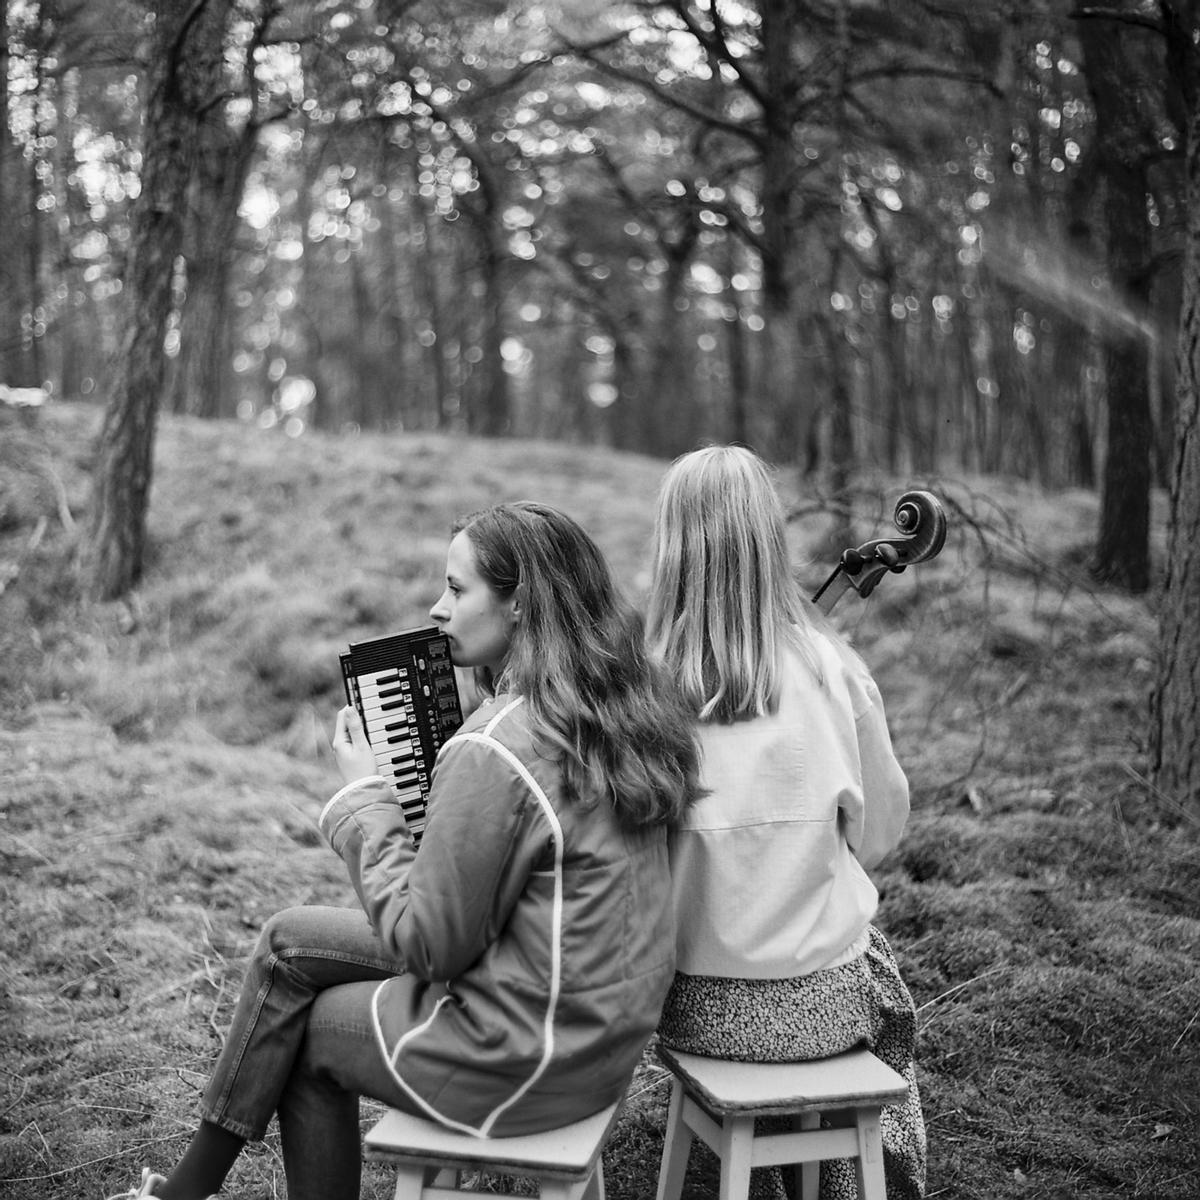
[{"xmin": 332, "ymin": 704, "xmax": 379, "ymax": 785}]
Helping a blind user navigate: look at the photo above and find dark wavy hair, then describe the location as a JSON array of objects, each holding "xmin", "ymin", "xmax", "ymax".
[{"xmin": 453, "ymin": 502, "xmax": 702, "ymax": 829}]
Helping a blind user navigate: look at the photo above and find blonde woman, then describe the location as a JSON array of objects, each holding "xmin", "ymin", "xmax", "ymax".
[{"xmin": 646, "ymin": 446, "xmax": 926, "ymax": 1199}]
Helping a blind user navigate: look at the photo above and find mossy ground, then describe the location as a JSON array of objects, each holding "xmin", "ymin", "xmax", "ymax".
[{"xmin": 1, "ymin": 403, "xmax": 1196, "ymax": 1199}]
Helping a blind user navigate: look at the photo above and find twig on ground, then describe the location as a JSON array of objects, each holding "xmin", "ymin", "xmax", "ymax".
[
  {"xmin": 70, "ymin": 1100, "xmax": 162, "ymax": 1120},
  {"xmin": 41, "ymin": 460, "xmax": 76, "ymax": 532},
  {"xmin": 1120, "ymin": 763, "xmax": 1200, "ymax": 827},
  {"xmin": 916, "ymin": 966, "xmax": 1010, "ymax": 1019},
  {"xmin": 1170, "ymin": 1006, "xmax": 1200, "ymax": 1053},
  {"xmin": 28, "ymin": 1116, "xmax": 51, "ymax": 1161},
  {"xmin": 141, "ymin": 966, "xmax": 219, "ymax": 1007},
  {"xmin": 7, "ymin": 1132, "xmax": 186, "ymax": 1183},
  {"xmin": 1111, "ymin": 795, "xmax": 1135, "ymax": 860},
  {"xmin": 624, "ymin": 1065, "xmax": 672, "ymax": 1102},
  {"xmin": 0, "ymin": 832, "xmax": 53, "ymax": 864},
  {"xmin": 27, "ymin": 514, "xmax": 48, "ymax": 551},
  {"xmin": 0, "ymin": 1068, "xmax": 30, "ymax": 1119}
]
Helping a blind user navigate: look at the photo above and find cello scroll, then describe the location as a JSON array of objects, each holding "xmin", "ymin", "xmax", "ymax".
[{"xmin": 811, "ymin": 490, "xmax": 947, "ymax": 614}]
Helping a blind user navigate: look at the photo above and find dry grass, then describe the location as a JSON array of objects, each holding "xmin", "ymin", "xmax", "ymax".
[{"xmin": 1, "ymin": 402, "xmax": 1197, "ymax": 1199}]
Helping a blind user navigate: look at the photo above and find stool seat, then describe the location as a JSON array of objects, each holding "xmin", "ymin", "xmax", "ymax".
[
  {"xmin": 655, "ymin": 1045, "xmax": 908, "ymax": 1200},
  {"xmin": 658, "ymin": 1044, "xmax": 909, "ymax": 1115},
  {"xmin": 364, "ymin": 1100, "xmax": 620, "ymax": 1200}
]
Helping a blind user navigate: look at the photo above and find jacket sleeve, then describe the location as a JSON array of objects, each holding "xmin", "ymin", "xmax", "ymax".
[
  {"xmin": 320, "ymin": 733, "xmax": 547, "ymax": 981},
  {"xmin": 838, "ymin": 660, "xmax": 910, "ymax": 870}
]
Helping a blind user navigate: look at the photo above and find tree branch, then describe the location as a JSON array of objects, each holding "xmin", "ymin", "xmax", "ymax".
[
  {"xmin": 658, "ymin": 0, "xmax": 768, "ymax": 111},
  {"xmin": 553, "ymin": 26, "xmax": 765, "ymax": 149},
  {"xmin": 847, "ymin": 63, "xmax": 1005, "ymax": 98},
  {"xmin": 1068, "ymin": 5, "xmax": 1166, "ymax": 35}
]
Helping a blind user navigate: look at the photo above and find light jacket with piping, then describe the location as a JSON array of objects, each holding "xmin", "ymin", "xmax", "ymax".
[
  {"xmin": 669, "ymin": 629, "xmax": 910, "ymax": 979},
  {"xmin": 319, "ymin": 693, "xmax": 675, "ymax": 1136}
]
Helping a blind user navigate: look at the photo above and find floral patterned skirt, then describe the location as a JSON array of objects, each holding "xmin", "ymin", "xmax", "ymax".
[{"xmin": 657, "ymin": 925, "xmax": 926, "ymax": 1200}]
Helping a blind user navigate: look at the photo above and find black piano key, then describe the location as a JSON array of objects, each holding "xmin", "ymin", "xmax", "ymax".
[{"xmin": 369, "ymin": 715, "xmax": 412, "ymax": 734}]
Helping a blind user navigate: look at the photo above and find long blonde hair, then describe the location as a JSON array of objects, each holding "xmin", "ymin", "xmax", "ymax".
[{"xmin": 645, "ymin": 445, "xmax": 822, "ymax": 722}]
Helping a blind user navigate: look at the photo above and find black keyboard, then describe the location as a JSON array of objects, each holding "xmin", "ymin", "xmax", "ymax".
[{"xmin": 339, "ymin": 626, "xmax": 464, "ymax": 845}]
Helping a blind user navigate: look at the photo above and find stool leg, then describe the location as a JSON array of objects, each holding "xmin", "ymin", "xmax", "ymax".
[
  {"xmin": 655, "ymin": 1079, "xmax": 693, "ymax": 1200},
  {"xmin": 853, "ymin": 1106, "xmax": 887, "ymax": 1200},
  {"xmin": 541, "ymin": 1181, "xmax": 587, "ymax": 1200},
  {"xmin": 391, "ymin": 1165, "xmax": 428, "ymax": 1200},
  {"xmin": 717, "ymin": 1115, "xmax": 754, "ymax": 1200},
  {"xmin": 583, "ymin": 1158, "xmax": 606, "ymax": 1200},
  {"xmin": 793, "ymin": 1111, "xmax": 820, "ymax": 1200}
]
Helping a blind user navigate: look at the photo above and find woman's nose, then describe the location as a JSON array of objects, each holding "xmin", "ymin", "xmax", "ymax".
[{"xmin": 429, "ymin": 592, "xmax": 449, "ymax": 623}]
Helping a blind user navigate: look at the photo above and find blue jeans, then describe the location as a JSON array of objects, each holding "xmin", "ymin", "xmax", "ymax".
[{"xmin": 199, "ymin": 904, "xmax": 427, "ymax": 1200}]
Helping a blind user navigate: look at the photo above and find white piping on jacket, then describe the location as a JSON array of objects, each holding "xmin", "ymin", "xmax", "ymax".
[
  {"xmin": 369, "ymin": 696, "xmax": 566, "ymax": 1137},
  {"xmin": 319, "ymin": 773, "xmax": 386, "ymax": 828}
]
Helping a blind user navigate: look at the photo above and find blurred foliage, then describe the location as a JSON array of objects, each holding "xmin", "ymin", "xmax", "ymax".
[{"xmin": 0, "ymin": 0, "xmax": 1181, "ymax": 483}]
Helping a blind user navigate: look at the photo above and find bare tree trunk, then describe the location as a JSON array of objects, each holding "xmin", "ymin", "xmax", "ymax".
[
  {"xmin": 722, "ymin": 239, "xmax": 752, "ymax": 446},
  {"xmin": 87, "ymin": 0, "xmax": 233, "ymax": 599},
  {"xmin": 469, "ymin": 219, "xmax": 511, "ymax": 437},
  {"xmin": 821, "ymin": 311, "xmax": 856, "ymax": 557},
  {"xmin": 24, "ymin": 46, "xmax": 47, "ymax": 386},
  {"xmin": 1080, "ymin": 16, "xmax": 1155, "ymax": 591},
  {"xmin": 1, "ymin": 5, "xmax": 41, "ymax": 387},
  {"xmin": 608, "ymin": 329, "xmax": 645, "ymax": 454},
  {"xmin": 559, "ymin": 329, "xmax": 592, "ymax": 444},
  {"xmin": 1152, "ymin": 261, "xmax": 1183, "ymax": 487},
  {"xmin": 757, "ymin": 0, "xmax": 804, "ymax": 462},
  {"xmin": 0, "ymin": 7, "xmax": 11, "ymax": 382},
  {"xmin": 376, "ymin": 170, "xmax": 414, "ymax": 428},
  {"xmin": 291, "ymin": 150, "xmax": 329, "ymax": 428},
  {"xmin": 822, "ymin": 246, "xmax": 855, "ymax": 497},
  {"xmin": 1092, "ymin": 304, "xmax": 1152, "ymax": 590},
  {"xmin": 410, "ymin": 166, "xmax": 451, "ymax": 429},
  {"xmin": 880, "ymin": 292, "xmax": 908, "ymax": 474},
  {"xmin": 644, "ymin": 227, "xmax": 701, "ymax": 456},
  {"xmin": 919, "ymin": 303, "xmax": 941, "ymax": 474},
  {"xmin": 1152, "ymin": 4, "xmax": 1200, "ymax": 815},
  {"xmin": 53, "ymin": 67, "xmax": 86, "ymax": 399},
  {"xmin": 171, "ymin": 5, "xmax": 281, "ymax": 420},
  {"xmin": 169, "ymin": 121, "xmax": 257, "ymax": 418}
]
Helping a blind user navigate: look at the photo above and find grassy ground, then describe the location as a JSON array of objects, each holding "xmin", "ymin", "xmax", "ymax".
[{"xmin": 1, "ymin": 401, "xmax": 1197, "ymax": 1199}]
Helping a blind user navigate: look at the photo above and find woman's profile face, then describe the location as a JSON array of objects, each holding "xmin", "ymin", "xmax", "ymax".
[{"xmin": 429, "ymin": 530, "xmax": 518, "ymax": 678}]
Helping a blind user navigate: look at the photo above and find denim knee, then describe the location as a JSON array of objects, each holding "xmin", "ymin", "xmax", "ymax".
[
  {"xmin": 257, "ymin": 904, "xmax": 360, "ymax": 957},
  {"xmin": 256, "ymin": 906, "xmax": 314, "ymax": 956},
  {"xmin": 250, "ymin": 905, "xmax": 391, "ymax": 975}
]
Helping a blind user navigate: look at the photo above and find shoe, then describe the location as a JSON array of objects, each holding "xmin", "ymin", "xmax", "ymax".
[{"xmin": 106, "ymin": 1167, "xmax": 168, "ymax": 1199}]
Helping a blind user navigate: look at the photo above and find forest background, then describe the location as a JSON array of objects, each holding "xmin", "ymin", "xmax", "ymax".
[
  {"xmin": 5, "ymin": 0, "xmax": 1200, "ymax": 798},
  {"xmin": 2, "ymin": 0, "xmax": 1200, "ymax": 1197}
]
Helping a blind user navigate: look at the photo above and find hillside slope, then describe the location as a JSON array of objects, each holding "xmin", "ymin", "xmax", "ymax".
[{"xmin": 1, "ymin": 402, "xmax": 1196, "ymax": 1199}]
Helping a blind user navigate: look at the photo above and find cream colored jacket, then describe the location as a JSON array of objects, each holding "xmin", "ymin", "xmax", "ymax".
[{"xmin": 669, "ymin": 630, "xmax": 909, "ymax": 979}]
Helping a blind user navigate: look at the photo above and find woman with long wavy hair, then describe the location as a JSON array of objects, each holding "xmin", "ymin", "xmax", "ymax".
[{"xmin": 112, "ymin": 501, "xmax": 702, "ymax": 1200}]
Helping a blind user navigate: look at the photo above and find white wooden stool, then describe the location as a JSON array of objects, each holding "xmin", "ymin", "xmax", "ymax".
[
  {"xmin": 364, "ymin": 1099, "xmax": 621, "ymax": 1200},
  {"xmin": 654, "ymin": 1045, "xmax": 909, "ymax": 1200}
]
